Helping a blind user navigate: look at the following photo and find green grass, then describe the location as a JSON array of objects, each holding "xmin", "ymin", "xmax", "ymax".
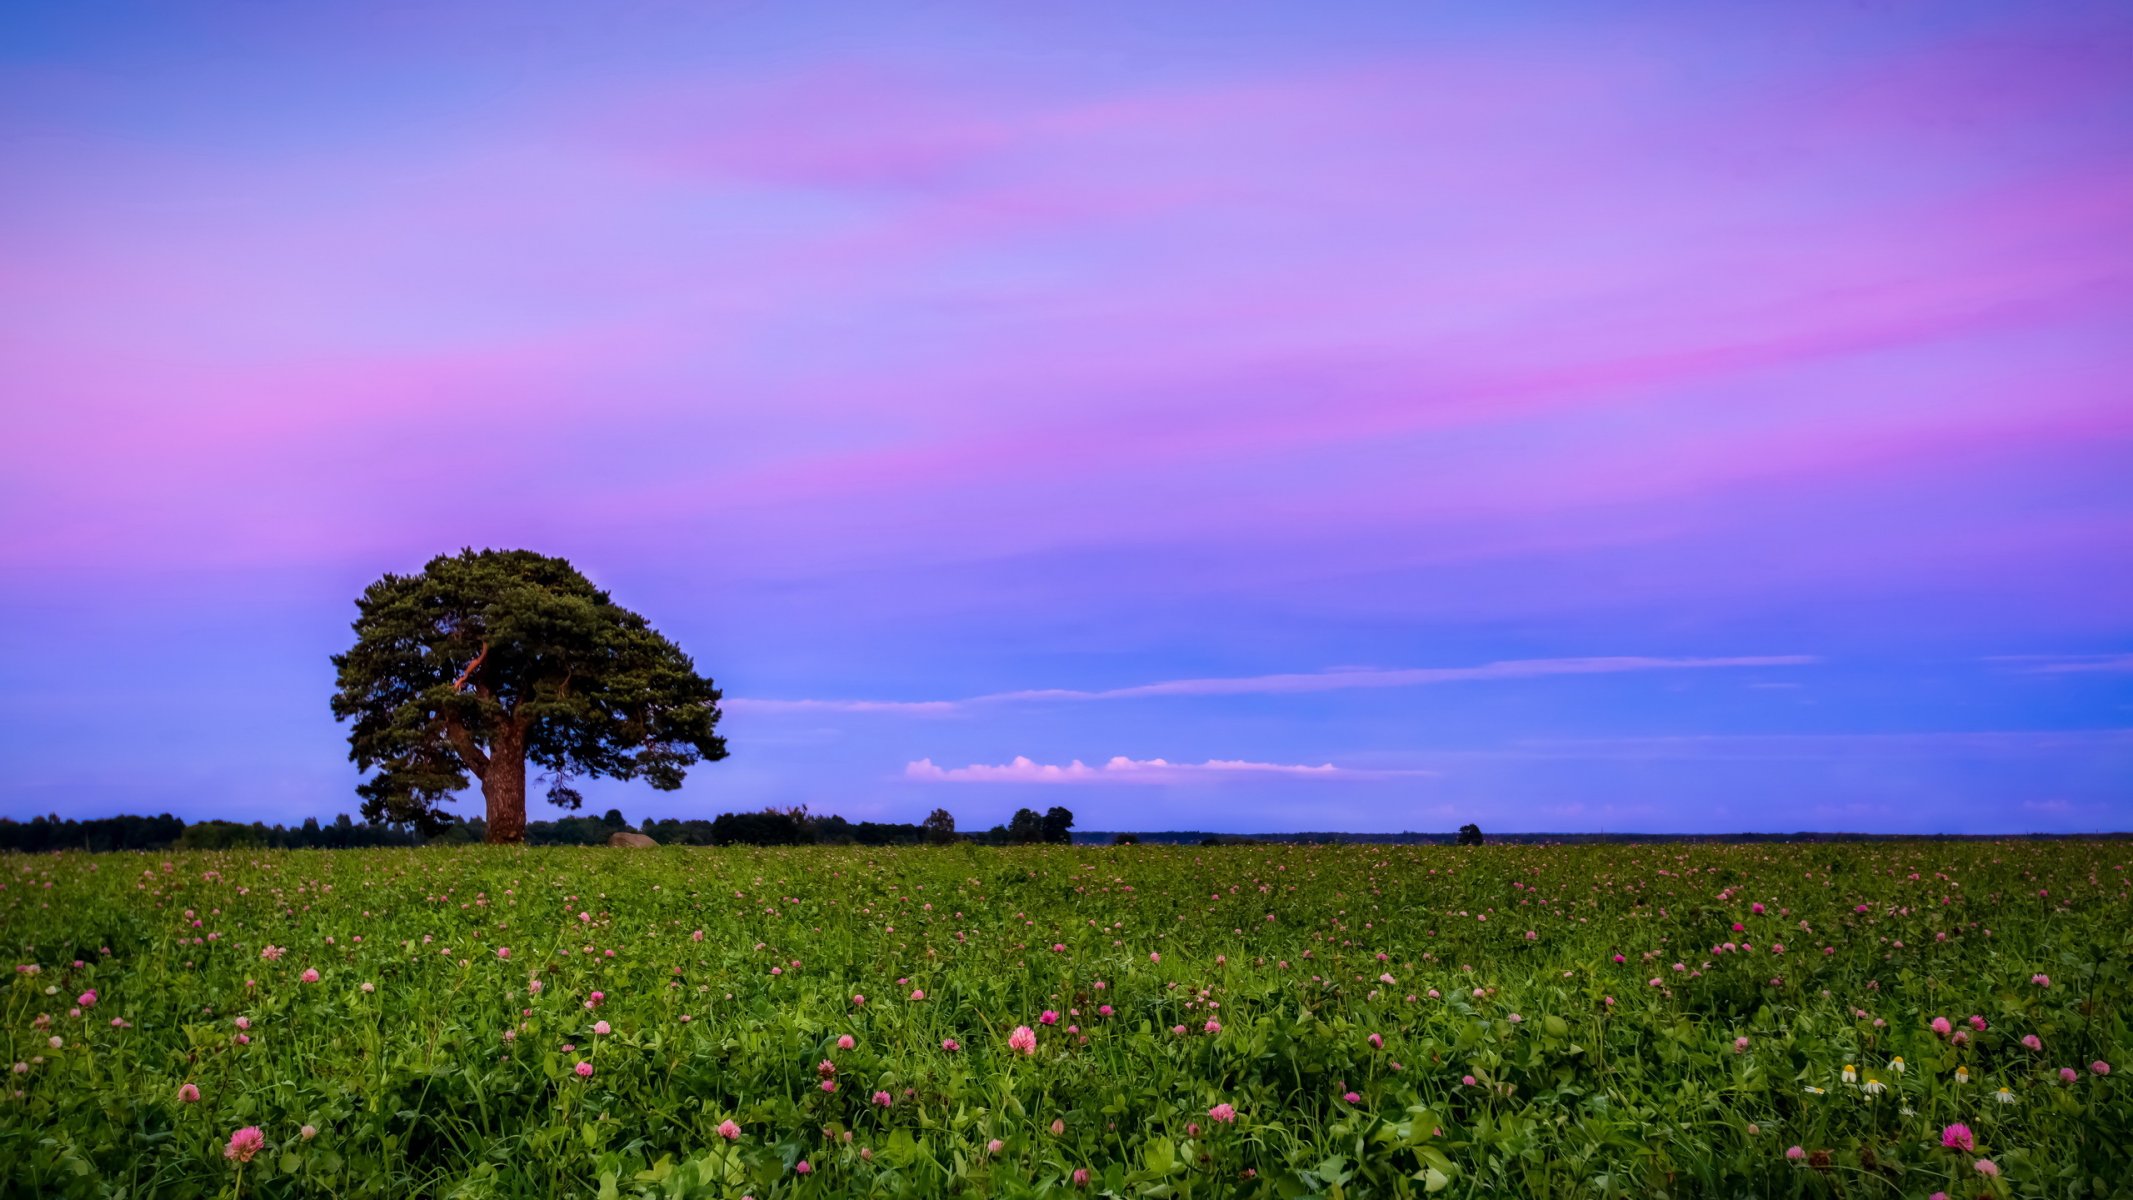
[{"xmin": 3, "ymin": 841, "xmax": 2126, "ymax": 1198}]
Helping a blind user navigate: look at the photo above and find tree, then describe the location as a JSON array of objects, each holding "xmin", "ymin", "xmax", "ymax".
[
  {"xmin": 708, "ymin": 807, "xmax": 811, "ymax": 846},
  {"xmin": 922, "ymin": 807, "xmax": 958, "ymax": 845},
  {"xmin": 1041, "ymin": 806, "xmax": 1075, "ymax": 844},
  {"xmin": 331, "ymin": 549, "xmax": 727, "ymax": 843},
  {"xmin": 1007, "ymin": 808, "xmax": 1045, "ymax": 844},
  {"xmin": 1457, "ymin": 823, "xmax": 1484, "ymax": 847}
]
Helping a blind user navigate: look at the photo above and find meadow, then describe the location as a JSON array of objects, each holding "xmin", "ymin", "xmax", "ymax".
[{"xmin": 2, "ymin": 841, "xmax": 2125, "ymax": 1199}]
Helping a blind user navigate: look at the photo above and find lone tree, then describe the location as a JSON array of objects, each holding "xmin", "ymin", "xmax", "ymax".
[
  {"xmin": 331, "ymin": 549, "xmax": 727, "ymax": 843},
  {"xmin": 921, "ymin": 807, "xmax": 958, "ymax": 845},
  {"xmin": 1040, "ymin": 805, "xmax": 1075, "ymax": 844},
  {"xmin": 1457, "ymin": 823, "xmax": 1484, "ymax": 847},
  {"xmin": 1006, "ymin": 807, "xmax": 1045, "ymax": 844}
]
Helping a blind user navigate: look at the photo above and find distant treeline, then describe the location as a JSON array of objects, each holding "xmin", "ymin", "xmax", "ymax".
[
  {"xmin": 0, "ymin": 804, "xmax": 1079, "ymax": 852},
  {"xmin": 8, "ymin": 812, "xmax": 2117, "ymax": 854},
  {"xmin": 424, "ymin": 805, "xmax": 1074, "ymax": 847},
  {"xmin": 1071, "ymin": 830, "xmax": 2132, "ymax": 845},
  {"xmin": 0, "ymin": 813, "xmax": 419, "ymax": 854}
]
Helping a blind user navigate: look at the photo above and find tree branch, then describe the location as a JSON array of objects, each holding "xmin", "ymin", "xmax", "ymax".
[
  {"xmin": 441, "ymin": 712, "xmax": 490, "ymax": 781},
  {"xmin": 450, "ymin": 641, "xmax": 491, "ymax": 692}
]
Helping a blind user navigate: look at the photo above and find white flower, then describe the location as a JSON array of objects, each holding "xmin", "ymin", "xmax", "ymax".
[
  {"xmin": 1841, "ymin": 1065, "xmax": 1857, "ymax": 1083},
  {"xmin": 1955, "ymin": 1067, "xmax": 1970, "ymax": 1084},
  {"xmin": 1993, "ymin": 1087, "xmax": 2016, "ymax": 1105}
]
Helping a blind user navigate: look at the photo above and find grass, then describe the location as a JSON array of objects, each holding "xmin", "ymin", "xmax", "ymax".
[{"xmin": 3, "ymin": 841, "xmax": 2126, "ymax": 1198}]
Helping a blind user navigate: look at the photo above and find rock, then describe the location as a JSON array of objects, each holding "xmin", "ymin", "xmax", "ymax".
[{"xmin": 607, "ymin": 831, "xmax": 658, "ymax": 848}]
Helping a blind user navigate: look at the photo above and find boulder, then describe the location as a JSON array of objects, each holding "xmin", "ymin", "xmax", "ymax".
[{"xmin": 607, "ymin": 831, "xmax": 658, "ymax": 848}]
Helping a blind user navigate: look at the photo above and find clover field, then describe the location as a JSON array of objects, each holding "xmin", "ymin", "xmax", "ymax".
[{"xmin": 3, "ymin": 841, "xmax": 2127, "ymax": 1199}]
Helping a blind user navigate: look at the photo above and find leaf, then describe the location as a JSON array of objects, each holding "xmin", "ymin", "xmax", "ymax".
[
  {"xmin": 1423, "ymin": 1166, "xmax": 1451, "ymax": 1193},
  {"xmin": 1144, "ymin": 1137, "xmax": 1176, "ymax": 1174}
]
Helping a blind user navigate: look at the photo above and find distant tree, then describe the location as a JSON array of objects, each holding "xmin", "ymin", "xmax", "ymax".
[
  {"xmin": 602, "ymin": 808, "xmax": 626, "ymax": 828},
  {"xmin": 1007, "ymin": 808, "xmax": 1045, "ymax": 844},
  {"xmin": 1457, "ymin": 823, "xmax": 1484, "ymax": 846},
  {"xmin": 177, "ymin": 820, "xmax": 265, "ymax": 850},
  {"xmin": 330, "ymin": 549, "xmax": 727, "ymax": 842},
  {"xmin": 708, "ymin": 807, "xmax": 812, "ymax": 846},
  {"xmin": 1112, "ymin": 832, "xmax": 1140, "ymax": 845},
  {"xmin": 853, "ymin": 820, "xmax": 924, "ymax": 845},
  {"xmin": 425, "ymin": 820, "xmax": 485, "ymax": 846},
  {"xmin": 922, "ymin": 808, "xmax": 958, "ymax": 845},
  {"xmin": 1041, "ymin": 806, "xmax": 1075, "ymax": 844}
]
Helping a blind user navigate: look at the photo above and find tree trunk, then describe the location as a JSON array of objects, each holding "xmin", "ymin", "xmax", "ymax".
[{"xmin": 483, "ymin": 723, "xmax": 527, "ymax": 844}]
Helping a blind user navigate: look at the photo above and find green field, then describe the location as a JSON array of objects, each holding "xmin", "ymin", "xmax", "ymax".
[{"xmin": 4, "ymin": 842, "xmax": 2126, "ymax": 1198}]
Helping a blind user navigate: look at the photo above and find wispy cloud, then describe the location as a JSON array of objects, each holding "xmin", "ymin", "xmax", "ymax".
[
  {"xmin": 1495, "ymin": 729, "xmax": 2133, "ymax": 761},
  {"xmin": 723, "ymin": 697, "xmax": 961, "ymax": 716},
  {"xmin": 903, "ymin": 755, "xmax": 1435, "ymax": 784},
  {"xmin": 986, "ymin": 655, "xmax": 1817, "ymax": 701},
  {"xmin": 1986, "ymin": 653, "xmax": 2133, "ymax": 674},
  {"xmin": 739, "ymin": 654, "xmax": 1817, "ymax": 714}
]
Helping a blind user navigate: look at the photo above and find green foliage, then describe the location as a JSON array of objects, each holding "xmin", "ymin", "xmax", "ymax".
[
  {"xmin": 329, "ymin": 548, "xmax": 726, "ymax": 839},
  {"xmin": 922, "ymin": 809, "xmax": 958, "ymax": 846},
  {"xmin": 3, "ymin": 841, "xmax": 2126, "ymax": 1198},
  {"xmin": 995, "ymin": 807, "xmax": 1073, "ymax": 845},
  {"xmin": 1041, "ymin": 806, "xmax": 1075, "ymax": 845},
  {"xmin": 1007, "ymin": 807, "xmax": 1045, "ymax": 844},
  {"xmin": 0, "ymin": 813, "xmax": 187, "ymax": 853},
  {"xmin": 174, "ymin": 820, "xmax": 267, "ymax": 850}
]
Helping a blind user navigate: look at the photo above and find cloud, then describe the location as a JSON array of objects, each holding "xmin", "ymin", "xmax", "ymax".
[
  {"xmin": 1987, "ymin": 653, "xmax": 2133, "ymax": 674},
  {"xmin": 903, "ymin": 755, "xmax": 1435, "ymax": 784},
  {"xmin": 723, "ymin": 697, "xmax": 960, "ymax": 716},
  {"xmin": 985, "ymin": 655, "xmax": 1817, "ymax": 701},
  {"xmin": 740, "ymin": 654, "xmax": 1817, "ymax": 714},
  {"xmin": 1496, "ymin": 729, "xmax": 2133, "ymax": 761}
]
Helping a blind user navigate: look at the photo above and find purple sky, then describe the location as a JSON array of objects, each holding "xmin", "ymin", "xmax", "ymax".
[{"xmin": 3, "ymin": 2, "xmax": 2130, "ymax": 833}]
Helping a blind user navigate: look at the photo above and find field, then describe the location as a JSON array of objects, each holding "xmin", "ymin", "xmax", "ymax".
[{"xmin": 3, "ymin": 842, "xmax": 2126, "ymax": 1199}]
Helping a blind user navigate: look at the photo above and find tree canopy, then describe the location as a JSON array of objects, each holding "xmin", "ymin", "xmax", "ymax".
[
  {"xmin": 330, "ymin": 548, "xmax": 726, "ymax": 842},
  {"xmin": 922, "ymin": 807, "xmax": 958, "ymax": 845},
  {"xmin": 996, "ymin": 806, "xmax": 1074, "ymax": 844}
]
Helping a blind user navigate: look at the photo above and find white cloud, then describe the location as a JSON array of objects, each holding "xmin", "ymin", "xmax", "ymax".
[
  {"xmin": 724, "ymin": 697, "xmax": 961, "ymax": 716},
  {"xmin": 739, "ymin": 654, "xmax": 1817, "ymax": 715},
  {"xmin": 985, "ymin": 655, "xmax": 1817, "ymax": 701},
  {"xmin": 903, "ymin": 755, "xmax": 1436, "ymax": 784},
  {"xmin": 1497, "ymin": 729, "xmax": 2133, "ymax": 760},
  {"xmin": 1988, "ymin": 653, "xmax": 2133, "ymax": 674}
]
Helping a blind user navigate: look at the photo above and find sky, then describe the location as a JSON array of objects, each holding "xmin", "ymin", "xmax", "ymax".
[{"xmin": 2, "ymin": 2, "xmax": 2130, "ymax": 834}]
